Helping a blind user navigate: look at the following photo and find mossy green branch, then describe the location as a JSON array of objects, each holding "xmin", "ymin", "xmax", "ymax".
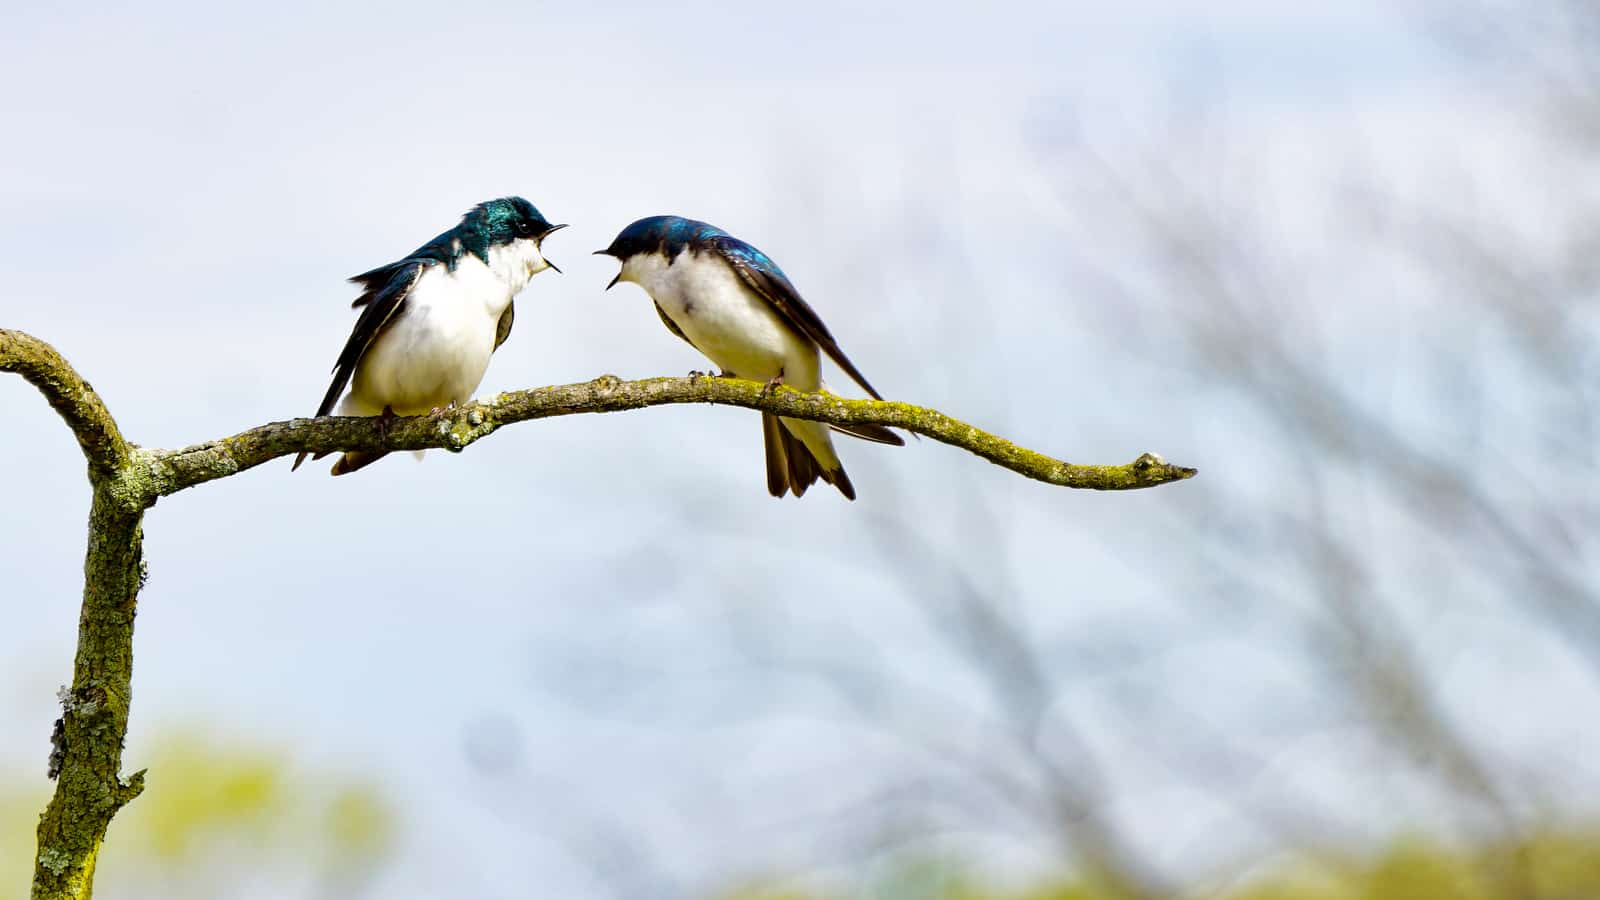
[
  {"xmin": 3, "ymin": 330, "xmax": 150, "ymax": 900},
  {"xmin": 4, "ymin": 326, "xmax": 1193, "ymax": 899},
  {"xmin": 32, "ymin": 487, "xmax": 149, "ymax": 900},
  {"xmin": 0, "ymin": 330, "xmax": 130, "ymax": 480},
  {"xmin": 149, "ymin": 375, "xmax": 1197, "ymax": 493}
]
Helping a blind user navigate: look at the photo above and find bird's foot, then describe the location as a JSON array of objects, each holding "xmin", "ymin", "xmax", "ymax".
[
  {"xmin": 687, "ymin": 369, "xmax": 708, "ymax": 383},
  {"xmin": 759, "ymin": 372, "xmax": 785, "ymax": 399},
  {"xmin": 377, "ymin": 405, "xmax": 398, "ymax": 441},
  {"xmin": 428, "ymin": 402, "xmax": 457, "ymax": 419}
]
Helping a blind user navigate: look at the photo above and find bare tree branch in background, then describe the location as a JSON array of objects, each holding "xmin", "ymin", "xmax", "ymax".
[
  {"xmin": 506, "ymin": 6, "xmax": 1600, "ymax": 898},
  {"xmin": 1019, "ymin": 3, "xmax": 1599, "ymax": 894}
]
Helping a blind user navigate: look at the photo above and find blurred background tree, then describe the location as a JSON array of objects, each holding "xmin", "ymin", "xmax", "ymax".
[
  {"xmin": 6, "ymin": 1, "xmax": 1599, "ymax": 898},
  {"xmin": 0, "ymin": 735, "xmax": 393, "ymax": 900},
  {"xmin": 468, "ymin": 2, "xmax": 1600, "ymax": 897}
]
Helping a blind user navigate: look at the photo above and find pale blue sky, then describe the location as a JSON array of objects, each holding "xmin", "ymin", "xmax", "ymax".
[{"xmin": 5, "ymin": 3, "xmax": 1584, "ymax": 898}]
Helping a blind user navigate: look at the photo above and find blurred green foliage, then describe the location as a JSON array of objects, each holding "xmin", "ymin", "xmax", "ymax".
[
  {"xmin": 713, "ymin": 826, "xmax": 1600, "ymax": 900},
  {"xmin": 5, "ymin": 733, "xmax": 1597, "ymax": 900},
  {"xmin": 1, "ymin": 731, "xmax": 395, "ymax": 899}
]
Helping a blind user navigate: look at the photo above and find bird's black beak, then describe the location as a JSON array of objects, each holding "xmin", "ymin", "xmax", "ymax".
[
  {"xmin": 538, "ymin": 224, "xmax": 568, "ymax": 274},
  {"xmin": 595, "ymin": 249, "xmax": 620, "ymax": 289}
]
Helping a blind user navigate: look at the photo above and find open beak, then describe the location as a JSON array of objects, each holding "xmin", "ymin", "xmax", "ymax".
[
  {"xmin": 539, "ymin": 224, "xmax": 568, "ymax": 273},
  {"xmin": 594, "ymin": 249, "xmax": 621, "ymax": 289}
]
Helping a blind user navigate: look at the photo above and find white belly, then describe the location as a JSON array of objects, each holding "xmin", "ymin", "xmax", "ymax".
[
  {"xmin": 346, "ymin": 259, "xmax": 509, "ymax": 416},
  {"xmin": 637, "ymin": 250, "xmax": 820, "ymax": 389},
  {"xmin": 629, "ymin": 249, "xmax": 841, "ymax": 472}
]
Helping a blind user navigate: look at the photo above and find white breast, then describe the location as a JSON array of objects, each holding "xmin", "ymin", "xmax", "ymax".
[
  {"xmin": 345, "ymin": 238, "xmax": 548, "ymax": 416},
  {"xmin": 484, "ymin": 237, "xmax": 553, "ymax": 295},
  {"xmin": 626, "ymin": 249, "xmax": 820, "ymax": 389}
]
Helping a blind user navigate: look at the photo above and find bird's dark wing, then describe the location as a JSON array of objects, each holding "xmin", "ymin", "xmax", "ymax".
[
  {"xmin": 705, "ymin": 234, "xmax": 885, "ymax": 400},
  {"xmin": 654, "ymin": 301, "xmax": 698, "ymax": 351},
  {"xmin": 318, "ymin": 261, "xmax": 427, "ymax": 417},
  {"xmin": 291, "ymin": 259, "xmax": 429, "ymax": 471},
  {"xmin": 348, "ymin": 228, "xmax": 460, "ymax": 306},
  {"xmin": 495, "ymin": 301, "xmax": 514, "ymax": 350}
]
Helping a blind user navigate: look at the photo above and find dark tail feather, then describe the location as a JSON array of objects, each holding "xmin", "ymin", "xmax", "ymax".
[
  {"xmin": 762, "ymin": 413, "xmax": 791, "ymax": 497},
  {"xmin": 785, "ymin": 430, "xmax": 821, "ymax": 498},
  {"xmin": 762, "ymin": 414, "xmax": 855, "ymax": 501},
  {"xmin": 821, "ymin": 465, "xmax": 856, "ymax": 501},
  {"xmin": 329, "ymin": 450, "xmax": 390, "ymax": 477},
  {"xmin": 763, "ymin": 413, "xmax": 817, "ymax": 497},
  {"xmin": 829, "ymin": 422, "xmax": 905, "ymax": 446}
]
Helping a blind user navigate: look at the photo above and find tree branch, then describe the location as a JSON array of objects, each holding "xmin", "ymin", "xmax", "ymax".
[
  {"xmin": 32, "ymin": 487, "xmax": 148, "ymax": 900},
  {"xmin": 4, "ymin": 326, "xmax": 1193, "ymax": 899},
  {"xmin": 0, "ymin": 330, "xmax": 130, "ymax": 480},
  {"xmin": 4, "ymin": 330, "xmax": 150, "ymax": 900},
  {"xmin": 146, "ymin": 374, "xmax": 1197, "ymax": 495}
]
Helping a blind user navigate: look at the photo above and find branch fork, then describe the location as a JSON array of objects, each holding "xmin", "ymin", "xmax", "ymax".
[{"xmin": 2, "ymin": 326, "xmax": 1194, "ymax": 899}]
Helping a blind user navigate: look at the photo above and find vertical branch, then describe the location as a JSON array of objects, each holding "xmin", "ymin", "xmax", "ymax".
[
  {"xmin": 32, "ymin": 486, "xmax": 148, "ymax": 900},
  {"xmin": 4, "ymin": 330, "xmax": 151, "ymax": 900}
]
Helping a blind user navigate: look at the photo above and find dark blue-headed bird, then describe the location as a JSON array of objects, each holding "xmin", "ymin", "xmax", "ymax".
[
  {"xmin": 295, "ymin": 197, "xmax": 566, "ymax": 475},
  {"xmin": 597, "ymin": 215, "xmax": 903, "ymax": 500}
]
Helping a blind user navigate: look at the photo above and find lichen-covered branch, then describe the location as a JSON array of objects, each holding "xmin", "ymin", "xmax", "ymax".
[
  {"xmin": 4, "ymin": 326, "xmax": 1193, "ymax": 900},
  {"xmin": 148, "ymin": 374, "xmax": 1197, "ymax": 494},
  {"xmin": 32, "ymin": 486, "xmax": 148, "ymax": 900},
  {"xmin": 0, "ymin": 330, "xmax": 130, "ymax": 480},
  {"xmin": 3, "ymin": 329, "xmax": 149, "ymax": 900}
]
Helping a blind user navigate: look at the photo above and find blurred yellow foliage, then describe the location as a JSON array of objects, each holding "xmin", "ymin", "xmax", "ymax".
[
  {"xmin": 711, "ymin": 827, "xmax": 1600, "ymax": 900},
  {"xmin": 0, "ymin": 731, "xmax": 395, "ymax": 900},
  {"xmin": 134, "ymin": 738, "xmax": 287, "ymax": 862},
  {"xmin": 325, "ymin": 783, "xmax": 395, "ymax": 861}
]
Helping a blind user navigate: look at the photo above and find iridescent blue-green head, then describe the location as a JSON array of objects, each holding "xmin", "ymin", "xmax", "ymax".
[
  {"xmin": 594, "ymin": 215, "xmax": 729, "ymax": 289},
  {"xmin": 454, "ymin": 196, "xmax": 568, "ymax": 271}
]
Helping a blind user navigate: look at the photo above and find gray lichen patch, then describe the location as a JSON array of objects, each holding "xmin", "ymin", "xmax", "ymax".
[{"xmin": 37, "ymin": 847, "xmax": 72, "ymax": 877}]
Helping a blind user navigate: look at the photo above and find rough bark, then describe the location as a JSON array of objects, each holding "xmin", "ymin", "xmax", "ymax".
[
  {"xmin": 2, "ymin": 331, "xmax": 151, "ymax": 899},
  {"xmin": 33, "ymin": 487, "xmax": 149, "ymax": 899},
  {"xmin": 2, "ymin": 327, "xmax": 1195, "ymax": 899},
  {"xmin": 150, "ymin": 375, "xmax": 1198, "ymax": 494}
]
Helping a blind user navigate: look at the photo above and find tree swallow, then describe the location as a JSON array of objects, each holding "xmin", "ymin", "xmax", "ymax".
[
  {"xmin": 294, "ymin": 197, "xmax": 565, "ymax": 475},
  {"xmin": 596, "ymin": 215, "xmax": 903, "ymax": 500}
]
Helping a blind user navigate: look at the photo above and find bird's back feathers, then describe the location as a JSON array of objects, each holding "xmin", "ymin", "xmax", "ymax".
[{"xmin": 705, "ymin": 234, "xmax": 886, "ymax": 402}]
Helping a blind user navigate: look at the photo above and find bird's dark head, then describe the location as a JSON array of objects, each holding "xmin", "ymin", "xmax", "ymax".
[
  {"xmin": 458, "ymin": 196, "xmax": 567, "ymax": 273},
  {"xmin": 594, "ymin": 215, "xmax": 725, "ymax": 289}
]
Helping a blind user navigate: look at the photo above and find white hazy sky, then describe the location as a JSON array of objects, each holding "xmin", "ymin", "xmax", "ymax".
[{"xmin": 9, "ymin": 3, "xmax": 1587, "ymax": 898}]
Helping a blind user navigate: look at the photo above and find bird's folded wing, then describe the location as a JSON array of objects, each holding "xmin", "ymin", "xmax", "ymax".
[
  {"xmin": 495, "ymin": 300, "xmax": 515, "ymax": 351},
  {"xmin": 311, "ymin": 260, "xmax": 427, "ymax": 419},
  {"xmin": 707, "ymin": 234, "xmax": 886, "ymax": 401},
  {"xmin": 654, "ymin": 301, "xmax": 698, "ymax": 351}
]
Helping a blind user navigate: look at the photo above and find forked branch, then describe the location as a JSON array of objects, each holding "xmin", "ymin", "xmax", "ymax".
[{"xmin": 3, "ymin": 326, "xmax": 1194, "ymax": 900}]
